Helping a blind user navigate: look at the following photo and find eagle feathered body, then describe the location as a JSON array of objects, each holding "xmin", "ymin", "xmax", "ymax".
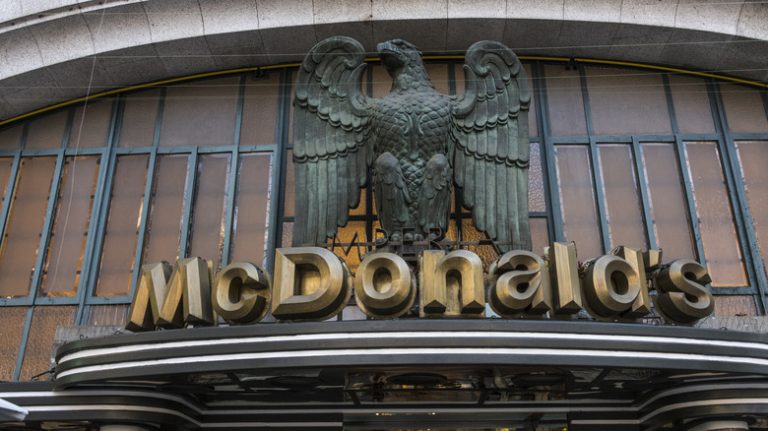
[
  {"xmin": 371, "ymin": 68, "xmax": 452, "ymax": 238},
  {"xmin": 292, "ymin": 36, "xmax": 531, "ymax": 251}
]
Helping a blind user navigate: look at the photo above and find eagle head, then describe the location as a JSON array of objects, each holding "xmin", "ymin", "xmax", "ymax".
[
  {"xmin": 376, "ymin": 39, "xmax": 430, "ymax": 90},
  {"xmin": 377, "ymin": 39, "xmax": 421, "ymax": 70}
]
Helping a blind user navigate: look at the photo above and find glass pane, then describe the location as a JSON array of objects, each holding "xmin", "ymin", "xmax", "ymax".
[
  {"xmin": 524, "ymin": 63, "xmax": 538, "ymax": 138},
  {"xmin": 0, "ymin": 124, "xmax": 23, "ymax": 150},
  {"xmin": 329, "ymin": 221, "xmax": 367, "ymax": 274},
  {"xmin": 640, "ymin": 143, "xmax": 695, "ymax": 261},
  {"xmin": 86, "ymin": 304, "xmax": 128, "ymax": 326},
  {"xmin": 231, "ymin": 153, "xmax": 272, "ymax": 266},
  {"xmin": 530, "ymin": 218, "xmax": 549, "ymax": 255},
  {"xmin": 20, "ymin": 306, "xmax": 75, "ymax": 381},
  {"xmin": 714, "ymin": 296, "xmax": 756, "ymax": 317},
  {"xmin": 241, "ymin": 73, "xmax": 280, "ymax": 146},
  {"xmin": 555, "ymin": 146, "xmax": 602, "ymax": 258},
  {"xmin": 188, "ymin": 154, "xmax": 230, "ymax": 269},
  {"xmin": 281, "ymin": 221, "xmax": 293, "ymax": 248},
  {"xmin": 95, "ymin": 155, "xmax": 149, "ymax": 296},
  {"xmin": 0, "ymin": 157, "xmax": 14, "ymax": 205},
  {"xmin": 68, "ymin": 99, "xmax": 113, "ymax": 148},
  {"xmin": 142, "ymin": 154, "xmax": 189, "ymax": 265},
  {"xmin": 686, "ymin": 141, "xmax": 747, "ymax": 287},
  {"xmin": 599, "ymin": 144, "xmax": 646, "ymax": 250},
  {"xmin": 372, "ymin": 64, "xmax": 391, "ymax": 99},
  {"xmin": 720, "ymin": 83, "xmax": 768, "ymax": 133},
  {"xmin": 529, "ymin": 142, "xmax": 545, "ymax": 212},
  {"xmin": 25, "ymin": 111, "xmax": 68, "ymax": 149},
  {"xmin": 283, "ymin": 150, "xmax": 295, "ymax": 217},
  {"xmin": 40, "ymin": 156, "xmax": 99, "ymax": 297},
  {"xmin": 0, "ymin": 157, "xmax": 56, "ymax": 297},
  {"xmin": 0, "ymin": 308, "xmax": 26, "ymax": 380},
  {"xmin": 544, "ymin": 65, "xmax": 586, "ymax": 136},
  {"xmin": 118, "ymin": 89, "xmax": 160, "ymax": 147},
  {"xmin": 735, "ymin": 141, "xmax": 768, "ymax": 280},
  {"xmin": 586, "ymin": 67, "xmax": 671, "ymax": 135},
  {"xmin": 426, "ymin": 63, "xmax": 449, "ymax": 95},
  {"xmin": 159, "ymin": 76, "xmax": 240, "ymax": 147},
  {"xmin": 462, "ymin": 218, "xmax": 498, "ymax": 268},
  {"xmin": 668, "ymin": 75, "xmax": 715, "ymax": 134}
]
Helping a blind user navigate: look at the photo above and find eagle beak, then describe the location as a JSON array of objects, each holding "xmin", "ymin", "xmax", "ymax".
[{"xmin": 378, "ymin": 41, "xmax": 404, "ymax": 70}]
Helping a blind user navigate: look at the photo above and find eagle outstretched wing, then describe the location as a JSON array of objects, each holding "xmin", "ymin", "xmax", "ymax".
[
  {"xmin": 292, "ymin": 36, "xmax": 372, "ymax": 246},
  {"xmin": 450, "ymin": 41, "xmax": 532, "ymax": 251}
]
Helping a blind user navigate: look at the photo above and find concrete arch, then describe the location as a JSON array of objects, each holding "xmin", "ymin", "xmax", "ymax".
[{"xmin": 0, "ymin": 0, "xmax": 766, "ymax": 120}]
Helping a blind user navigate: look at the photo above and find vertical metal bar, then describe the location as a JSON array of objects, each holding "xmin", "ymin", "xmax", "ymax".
[
  {"xmin": 0, "ymin": 146, "xmax": 23, "ymax": 251},
  {"xmin": 663, "ymin": 74, "xmax": 707, "ymax": 269},
  {"xmin": 220, "ymin": 75, "xmax": 246, "ymax": 267},
  {"xmin": 268, "ymin": 69, "xmax": 291, "ymax": 272},
  {"xmin": 674, "ymin": 137, "xmax": 707, "ymax": 266},
  {"xmin": 12, "ymin": 307, "xmax": 34, "ymax": 381},
  {"xmin": 178, "ymin": 148, "xmax": 198, "ymax": 259},
  {"xmin": 27, "ymin": 151, "xmax": 66, "ymax": 300},
  {"xmin": 534, "ymin": 62, "xmax": 563, "ymax": 242},
  {"xmin": 366, "ymin": 64, "xmax": 375, "ymax": 243},
  {"xmin": 61, "ymin": 108, "xmax": 75, "ymax": 149},
  {"xmin": 75, "ymin": 97, "xmax": 122, "ymax": 324},
  {"xmin": 127, "ymin": 88, "xmax": 166, "ymax": 299},
  {"xmin": 631, "ymin": 137, "xmax": 657, "ymax": 250},
  {"xmin": 708, "ymin": 80, "xmax": 767, "ymax": 310},
  {"xmin": 578, "ymin": 64, "xmax": 609, "ymax": 253}
]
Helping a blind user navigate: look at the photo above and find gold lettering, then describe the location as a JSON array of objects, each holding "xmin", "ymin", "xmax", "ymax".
[
  {"xmin": 355, "ymin": 252, "xmax": 415, "ymax": 318},
  {"xmin": 126, "ymin": 262, "xmax": 173, "ymax": 331},
  {"xmin": 126, "ymin": 257, "xmax": 214, "ymax": 331},
  {"xmin": 213, "ymin": 262, "xmax": 271, "ymax": 324},
  {"xmin": 420, "ymin": 250, "xmax": 484, "ymax": 318},
  {"xmin": 489, "ymin": 250, "xmax": 552, "ymax": 317},
  {"xmin": 582, "ymin": 254, "xmax": 642, "ymax": 318},
  {"xmin": 654, "ymin": 259, "xmax": 714, "ymax": 323},
  {"xmin": 548, "ymin": 242, "xmax": 583, "ymax": 314},
  {"xmin": 272, "ymin": 247, "xmax": 351, "ymax": 321},
  {"xmin": 613, "ymin": 246, "xmax": 651, "ymax": 318}
]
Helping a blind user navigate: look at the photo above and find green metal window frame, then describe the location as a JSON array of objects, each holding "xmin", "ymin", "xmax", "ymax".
[{"xmin": 0, "ymin": 61, "xmax": 765, "ymax": 381}]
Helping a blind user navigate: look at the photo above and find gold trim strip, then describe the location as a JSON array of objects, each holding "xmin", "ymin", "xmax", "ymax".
[{"xmin": 1, "ymin": 56, "xmax": 765, "ymax": 127}]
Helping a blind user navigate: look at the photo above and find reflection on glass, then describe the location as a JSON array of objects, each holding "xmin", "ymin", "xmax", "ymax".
[
  {"xmin": 714, "ymin": 295, "xmax": 756, "ymax": 317},
  {"xmin": 283, "ymin": 150, "xmax": 295, "ymax": 217},
  {"xmin": 586, "ymin": 67, "xmax": 671, "ymax": 135},
  {"xmin": 686, "ymin": 141, "xmax": 747, "ymax": 287},
  {"xmin": 241, "ymin": 73, "xmax": 280, "ymax": 146},
  {"xmin": 720, "ymin": 83, "xmax": 768, "ymax": 133},
  {"xmin": 86, "ymin": 304, "xmax": 128, "ymax": 326},
  {"xmin": 640, "ymin": 143, "xmax": 695, "ymax": 261},
  {"xmin": 544, "ymin": 65, "xmax": 587, "ymax": 136},
  {"xmin": 69, "ymin": 99, "xmax": 113, "ymax": 148},
  {"xmin": 95, "ymin": 155, "xmax": 149, "ymax": 297},
  {"xmin": 0, "ymin": 157, "xmax": 56, "ymax": 297},
  {"xmin": 329, "ymin": 221, "xmax": 367, "ymax": 274},
  {"xmin": 20, "ymin": 306, "xmax": 75, "ymax": 380},
  {"xmin": 0, "ymin": 158, "xmax": 13, "ymax": 205},
  {"xmin": 230, "ymin": 153, "xmax": 272, "ymax": 266},
  {"xmin": 40, "ymin": 157, "xmax": 99, "ymax": 297},
  {"xmin": 735, "ymin": 141, "xmax": 768, "ymax": 280},
  {"xmin": 142, "ymin": 155, "xmax": 188, "ymax": 265},
  {"xmin": 160, "ymin": 77, "xmax": 240, "ymax": 147},
  {"xmin": 189, "ymin": 154, "xmax": 230, "ymax": 269},
  {"xmin": 530, "ymin": 217, "xmax": 550, "ymax": 256},
  {"xmin": 0, "ymin": 307, "xmax": 26, "ymax": 380},
  {"xmin": 556, "ymin": 146, "xmax": 602, "ymax": 258},
  {"xmin": 529, "ymin": 142, "xmax": 545, "ymax": 212},
  {"xmin": 0, "ymin": 124, "xmax": 23, "ymax": 150},
  {"xmin": 118, "ymin": 89, "xmax": 160, "ymax": 147},
  {"xmin": 25, "ymin": 111, "xmax": 68, "ymax": 149},
  {"xmin": 668, "ymin": 75, "xmax": 715, "ymax": 134},
  {"xmin": 598, "ymin": 144, "xmax": 646, "ymax": 250}
]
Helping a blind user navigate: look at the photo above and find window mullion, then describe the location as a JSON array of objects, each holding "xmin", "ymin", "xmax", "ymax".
[{"xmin": 534, "ymin": 62, "xmax": 563, "ymax": 243}]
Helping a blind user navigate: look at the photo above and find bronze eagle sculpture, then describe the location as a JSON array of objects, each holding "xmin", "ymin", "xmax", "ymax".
[{"xmin": 292, "ymin": 36, "xmax": 531, "ymax": 251}]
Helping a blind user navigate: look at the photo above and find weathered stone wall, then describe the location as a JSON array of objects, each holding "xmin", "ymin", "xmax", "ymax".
[{"xmin": 1, "ymin": 0, "xmax": 766, "ymax": 120}]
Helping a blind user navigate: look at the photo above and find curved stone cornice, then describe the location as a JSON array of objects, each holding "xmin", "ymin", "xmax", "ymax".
[{"xmin": 0, "ymin": 0, "xmax": 766, "ymax": 120}]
